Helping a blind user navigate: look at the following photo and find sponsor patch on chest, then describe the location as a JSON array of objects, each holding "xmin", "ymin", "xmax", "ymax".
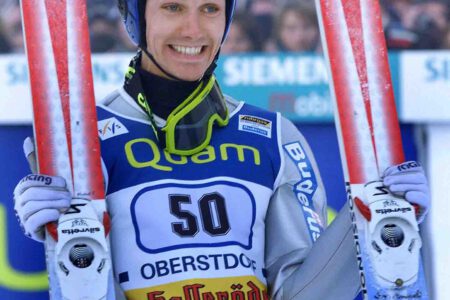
[
  {"xmin": 98, "ymin": 117, "xmax": 129, "ymax": 140},
  {"xmin": 238, "ymin": 115, "xmax": 272, "ymax": 138}
]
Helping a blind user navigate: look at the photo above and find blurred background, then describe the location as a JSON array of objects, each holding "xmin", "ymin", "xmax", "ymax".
[
  {"xmin": 2, "ymin": 0, "xmax": 450, "ymax": 54},
  {"xmin": 0, "ymin": 0, "xmax": 449, "ymax": 299}
]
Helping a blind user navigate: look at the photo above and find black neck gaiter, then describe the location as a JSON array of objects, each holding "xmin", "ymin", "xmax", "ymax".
[
  {"xmin": 124, "ymin": 52, "xmax": 199, "ymax": 119},
  {"xmin": 139, "ymin": 67, "xmax": 199, "ymax": 119}
]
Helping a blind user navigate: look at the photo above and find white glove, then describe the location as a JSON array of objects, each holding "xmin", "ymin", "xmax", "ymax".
[
  {"xmin": 13, "ymin": 174, "xmax": 71, "ymax": 242},
  {"xmin": 383, "ymin": 161, "xmax": 430, "ymax": 223}
]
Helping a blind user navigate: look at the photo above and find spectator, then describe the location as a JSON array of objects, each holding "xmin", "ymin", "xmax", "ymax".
[
  {"xmin": 382, "ymin": 0, "xmax": 448, "ymax": 49},
  {"xmin": 0, "ymin": 21, "xmax": 12, "ymax": 53},
  {"xmin": 421, "ymin": 0, "xmax": 449, "ymax": 48},
  {"xmin": 88, "ymin": 2, "xmax": 137, "ymax": 53},
  {"xmin": 442, "ymin": 24, "xmax": 450, "ymax": 49},
  {"xmin": 267, "ymin": 1, "xmax": 320, "ymax": 53},
  {"xmin": 89, "ymin": 4, "xmax": 121, "ymax": 52},
  {"xmin": 245, "ymin": 0, "xmax": 277, "ymax": 45},
  {"xmin": 221, "ymin": 12, "xmax": 263, "ymax": 54},
  {"xmin": 0, "ymin": 2, "xmax": 24, "ymax": 53}
]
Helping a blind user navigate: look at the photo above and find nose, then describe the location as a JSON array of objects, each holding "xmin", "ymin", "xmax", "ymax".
[{"xmin": 180, "ymin": 11, "xmax": 203, "ymax": 39}]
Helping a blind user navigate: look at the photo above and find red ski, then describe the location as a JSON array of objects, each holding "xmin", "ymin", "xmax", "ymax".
[
  {"xmin": 21, "ymin": 0, "xmax": 114, "ymax": 298},
  {"xmin": 316, "ymin": 0, "xmax": 428, "ymax": 298}
]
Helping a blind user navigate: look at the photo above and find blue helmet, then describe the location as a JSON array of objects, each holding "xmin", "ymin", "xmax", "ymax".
[{"xmin": 118, "ymin": 0, "xmax": 237, "ymax": 46}]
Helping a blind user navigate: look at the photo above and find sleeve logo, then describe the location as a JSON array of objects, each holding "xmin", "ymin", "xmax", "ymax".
[
  {"xmin": 238, "ymin": 115, "xmax": 272, "ymax": 138},
  {"xmin": 283, "ymin": 142, "xmax": 323, "ymax": 242},
  {"xmin": 98, "ymin": 117, "xmax": 129, "ymax": 140}
]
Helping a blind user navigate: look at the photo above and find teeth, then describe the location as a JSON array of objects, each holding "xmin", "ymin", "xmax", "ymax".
[{"xmin": 172, "ymin": 45, "xmax": 202, "ymax": 55}]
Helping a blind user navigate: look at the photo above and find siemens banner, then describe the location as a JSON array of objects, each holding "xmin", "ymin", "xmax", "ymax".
[
  {"xmin": 2, "ymin": 51, "xmax": 450, "ymax": 124},
  {"xmin": 0, "ymin": 52, "xmax": 410, "ymax": 124}
]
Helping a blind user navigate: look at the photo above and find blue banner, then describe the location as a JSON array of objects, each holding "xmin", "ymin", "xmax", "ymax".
[
  {"xmin": 216, "ymin": 53, "xmax": 401, "ymax": 122},
  {"xmin": 0, "ymin": 52, "xmax": 407, "ymax": 124}
]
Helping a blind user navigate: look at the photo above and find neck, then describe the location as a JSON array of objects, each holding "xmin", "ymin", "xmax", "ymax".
[{"xmin": 138, "ymin": 62, "xmax": 200, "ymax": 119}]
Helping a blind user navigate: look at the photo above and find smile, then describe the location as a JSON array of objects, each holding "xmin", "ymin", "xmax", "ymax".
[{"xmin": 171, "ymin": 45, "xmax": 203, "ymax": 56}]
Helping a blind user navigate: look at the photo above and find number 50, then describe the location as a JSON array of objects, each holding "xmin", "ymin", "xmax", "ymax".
[{"xmin": 169, "ymin": 192, "xmax": 230, "ymax": 237}]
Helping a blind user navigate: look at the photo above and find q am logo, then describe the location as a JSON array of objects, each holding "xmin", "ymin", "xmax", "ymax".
[{"xmin": 0, "ymin": 203, "xmax": 47, "ymax": 291}]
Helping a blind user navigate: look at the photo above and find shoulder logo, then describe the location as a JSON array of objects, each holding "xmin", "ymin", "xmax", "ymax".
[
  {"xmin": 98, "ymin": 117, "xmax": 129, "ymax": 141},
  {"xmin": 283, "ymin": 141, "xmax": 322, "ymax": 242},
  {"xmin": 238, "ymin": 115, "xmax": 272, "ymax": 138}
]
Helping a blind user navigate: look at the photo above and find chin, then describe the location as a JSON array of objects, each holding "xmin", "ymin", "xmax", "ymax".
[{"xmin": 173, "ymin": 69, "xmax": 205, "ymax": 82}]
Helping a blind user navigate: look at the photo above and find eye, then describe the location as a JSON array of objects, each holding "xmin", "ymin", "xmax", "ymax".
[
  {"xmin": 163, "ymin": 3, "xmax": 182, "ymax": 12},
  {"xmin": 202, "ymin": 4, "xmax": 220, "ymax": 14}
]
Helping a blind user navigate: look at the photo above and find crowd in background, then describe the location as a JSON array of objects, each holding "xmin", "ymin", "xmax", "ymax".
[{"xmin": 1, "ymin": 0, "xmax": 450, "ymax": 54}]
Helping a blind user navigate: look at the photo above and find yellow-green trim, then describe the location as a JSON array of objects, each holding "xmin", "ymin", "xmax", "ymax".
[
  {"xmin": 166, "ymin": 106, "xmax": 229, "ymax": 156},
  {"xmin": 327, "ymin": 207, "xmax": 337, "ymax": 225},
  {"xmin": 0, "ymin": 204, "xmax": 48, "ymax": 291},
  {"xmin": 163, "ymin": 75, "xmax": 229, "ymax": 155},
  {"xmin": 169, "ymin": 76, "xmax": 213, "ymax": 117},
  {"xmin": 167, "ymin": 75, "xmax": 216, "ymax": 121}
]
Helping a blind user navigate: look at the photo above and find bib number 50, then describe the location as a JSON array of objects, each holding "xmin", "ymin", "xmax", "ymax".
[{"xmin": 170, "ymin": 192, "xmax": 230, "ymax": 237}]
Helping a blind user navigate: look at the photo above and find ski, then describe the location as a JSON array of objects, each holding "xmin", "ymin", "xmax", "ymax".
[
  {"xmin": 315, "ymin": 0, "xmax": 428, "ymax": 299},
  {"xmin": 21, "ymin": 0, "xmax": 115, "ymax": 299}
]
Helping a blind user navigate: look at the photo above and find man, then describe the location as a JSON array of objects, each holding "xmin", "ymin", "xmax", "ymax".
[{"xmin": 14, "ymin": 0, "xmax": 430, "ymax": 299}]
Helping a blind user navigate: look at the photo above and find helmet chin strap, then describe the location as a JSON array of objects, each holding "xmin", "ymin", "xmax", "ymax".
[
  {"xmin": 140, "ymin": 47, "xmax": 183, "ymax": 81},
  {"xmin": 140, "ymin": 46, "xmax": 219, "ymax": 82}
]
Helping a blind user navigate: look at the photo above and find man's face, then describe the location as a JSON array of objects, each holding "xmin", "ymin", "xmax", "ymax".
[{"xmin": 143, "ymin": 0, "xmax": 226, "ymax": 81}]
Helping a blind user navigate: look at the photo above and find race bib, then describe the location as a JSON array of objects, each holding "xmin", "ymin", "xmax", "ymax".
[{"xmin": 131, "ymin": 181, "xmax": 256, "ymax": 253}]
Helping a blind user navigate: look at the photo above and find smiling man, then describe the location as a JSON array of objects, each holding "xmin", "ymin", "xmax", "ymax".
[{"xmin": 13, "ymin": 1, "xmax": 431, "ymax": 299}]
